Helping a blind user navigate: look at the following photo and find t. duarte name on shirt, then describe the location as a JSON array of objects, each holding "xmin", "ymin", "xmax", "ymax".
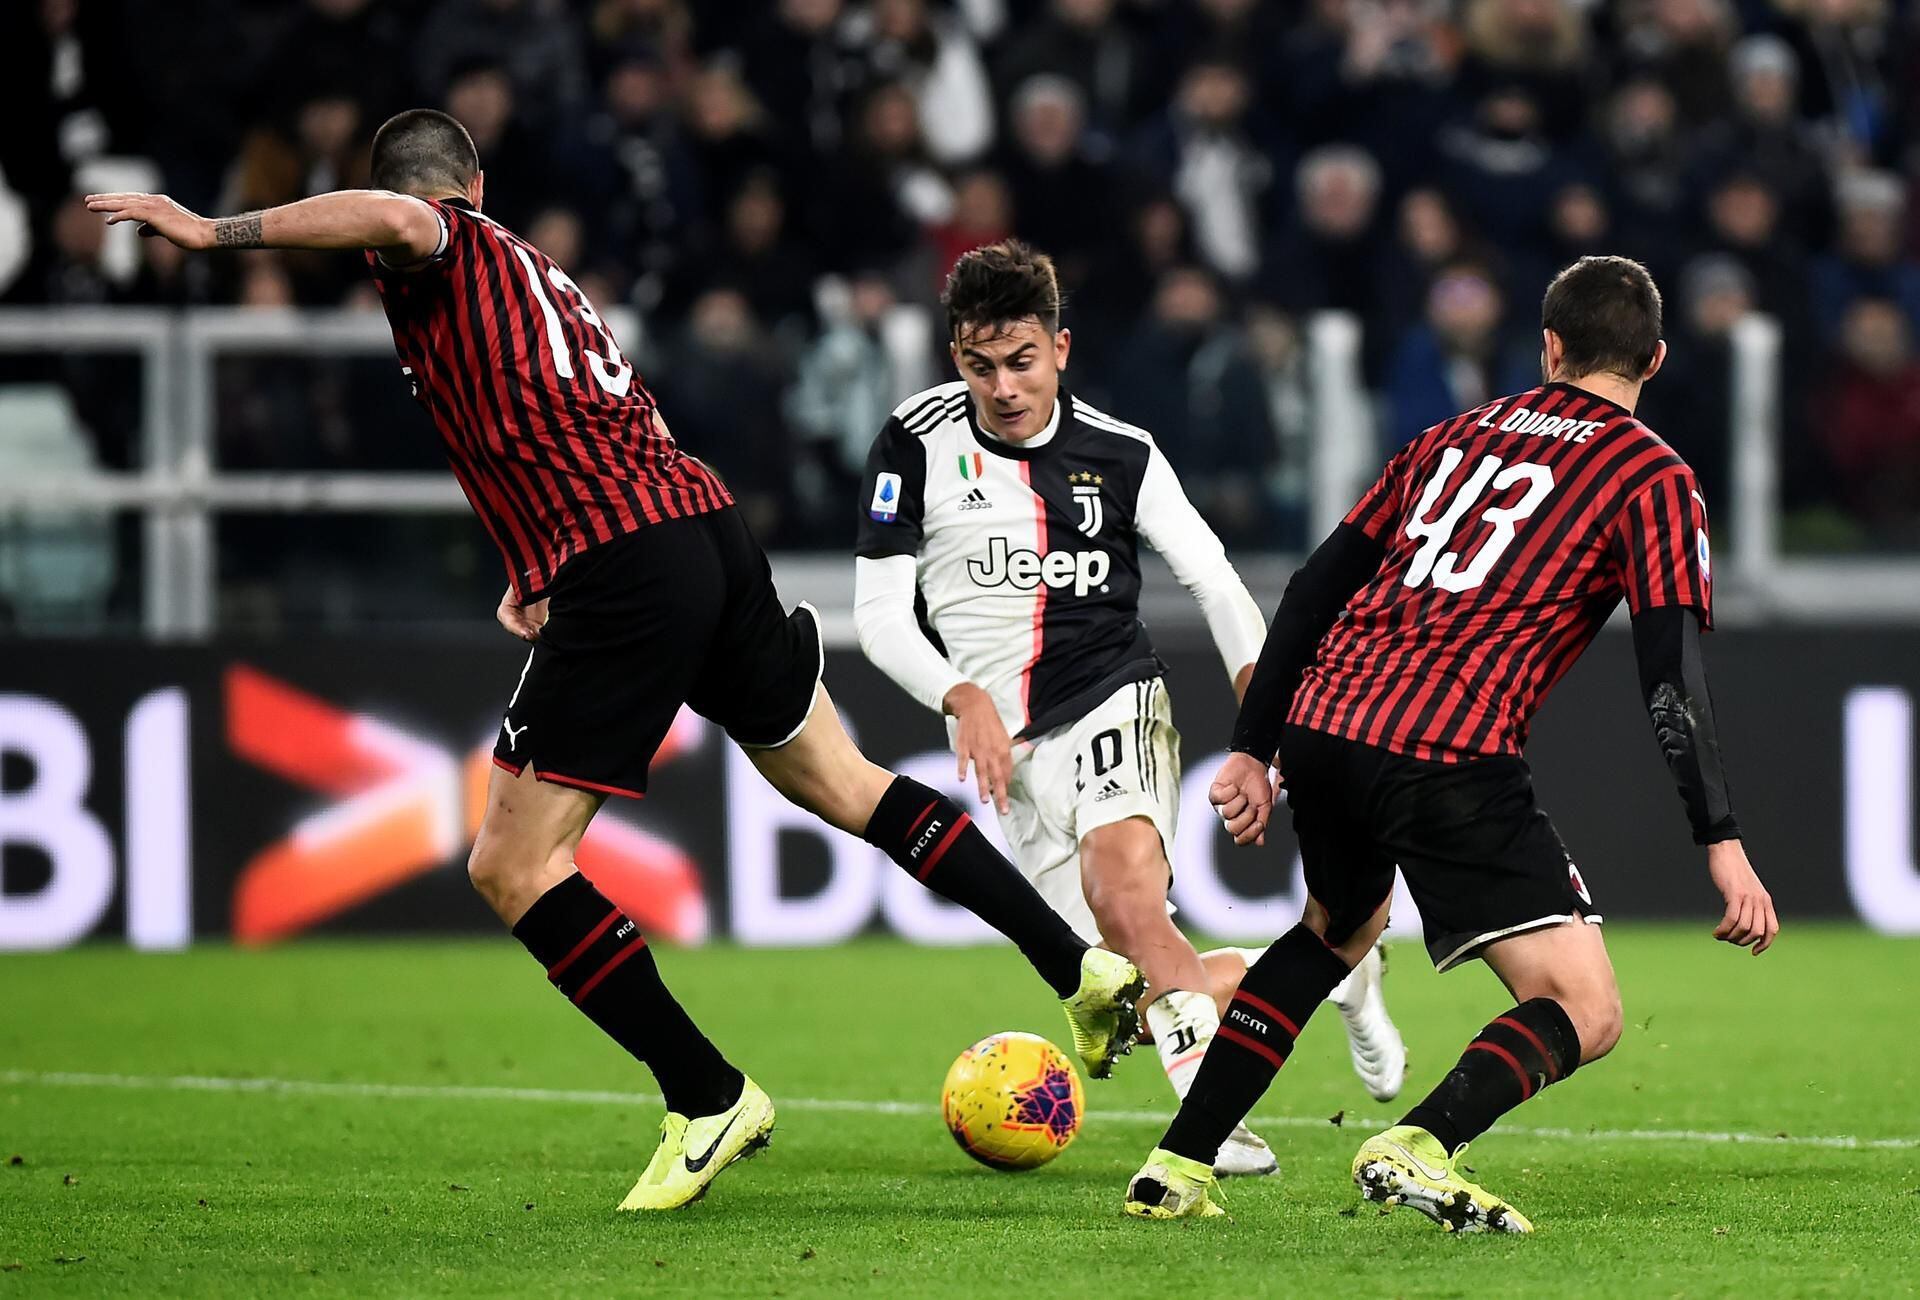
[{"xmin": 1475, "ymin": 402, "xmax": 1610, "ymax": 444}]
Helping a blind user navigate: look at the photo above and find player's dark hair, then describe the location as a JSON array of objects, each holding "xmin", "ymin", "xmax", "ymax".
[
  {"xmin": 943, "ymin": 239, "xmax": 1063, "ymax": 340},
  {"xmin": 1541, "ymin": 255, "xmax": 1663, "ymax": 381},
  {"xmin": 370, "ymin": 109, "xmax": 479, "ymax": 196}
]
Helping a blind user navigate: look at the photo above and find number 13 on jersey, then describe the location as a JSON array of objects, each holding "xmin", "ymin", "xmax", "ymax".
[
  {"xmin": 512, "ymin": 245, "xmax": 634, "ymax": 397},
  {"xmin": 1403, "ymin": 448, "xmax": 1555, "ymax": 592}
]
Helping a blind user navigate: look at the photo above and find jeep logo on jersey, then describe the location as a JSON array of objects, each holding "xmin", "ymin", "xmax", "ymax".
[
  {"xmin": 968, "ymin": 536, "xmax": 1111, "ymax": 596},
  {"xmin": 1068, "ymin": 471, "xmax": 1104, "ymax": 536}
]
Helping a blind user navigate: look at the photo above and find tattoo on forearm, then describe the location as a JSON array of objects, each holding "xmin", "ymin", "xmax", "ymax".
[{"xmin": 213, "ymin": 212, "xmax": 265, "ymax": 249}]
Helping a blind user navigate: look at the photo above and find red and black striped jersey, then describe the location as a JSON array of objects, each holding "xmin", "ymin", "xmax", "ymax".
[
  {"xmin": 368, "ymin": 198, "xmax": 730, "ymax": 600},
  {"xmin": 1291, "ymin": 381, "xmax": 1713, "ymax": 762}
]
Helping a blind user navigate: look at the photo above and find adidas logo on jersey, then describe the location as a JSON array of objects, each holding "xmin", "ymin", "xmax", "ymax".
[
  {"xmin": 958, "ymin": 488, "xmax": 993, "ymax": 511},
  {"xmin": 1094, "ymin": 778, "xmax": 1127, "ymax": 802}
]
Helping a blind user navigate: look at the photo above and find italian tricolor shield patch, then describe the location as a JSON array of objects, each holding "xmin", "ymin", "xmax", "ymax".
[{"xmin": 958, "ymin": 452, "xmax": 985, "ymax": 480}]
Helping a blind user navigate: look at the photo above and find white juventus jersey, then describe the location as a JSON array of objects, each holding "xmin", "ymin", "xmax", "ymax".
[{"xmin": 855, "ymin": 381, "xmax": 1263, "ymax": 740}]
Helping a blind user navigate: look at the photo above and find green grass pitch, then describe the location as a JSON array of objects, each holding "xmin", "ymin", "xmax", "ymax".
[{"xmin": 5, "ymin": 926, "xmax": 1918, "ymax": 1297}]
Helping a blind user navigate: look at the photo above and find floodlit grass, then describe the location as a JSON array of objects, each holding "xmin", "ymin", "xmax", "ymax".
[{"xmin": 5, "ymin": 927, "xmax": 1917, "ymax": 1296}]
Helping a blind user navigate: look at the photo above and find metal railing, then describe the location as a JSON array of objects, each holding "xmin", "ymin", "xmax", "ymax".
[{"xmin": 2, "ymin": 306, "xmax": 1917, "ymax": 637}]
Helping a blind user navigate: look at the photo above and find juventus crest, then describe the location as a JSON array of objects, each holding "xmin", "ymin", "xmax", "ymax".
[{"xmin": 1069, "ymin": 470, "xmax": 1104, "ymax": 537}]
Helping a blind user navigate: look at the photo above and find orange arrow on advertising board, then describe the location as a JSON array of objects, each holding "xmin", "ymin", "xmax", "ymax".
[{"xmin": 225, "ymin": 665, "xmax": 708, "ymax": 945}]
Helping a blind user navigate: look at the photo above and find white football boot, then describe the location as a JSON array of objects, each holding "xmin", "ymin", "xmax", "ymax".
[
  {"xmin": 1327, "ymin": 943, "xmax": 1406, "ymax": 1102},
  {"xmin": 1213, "ymin": 1122, "xmax": 1279, "ymax": 1177}
]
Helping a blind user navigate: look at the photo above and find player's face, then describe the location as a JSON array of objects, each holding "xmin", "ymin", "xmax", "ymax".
[{"xmin": 953, "ymin": 317, "xmax": 1070, "ymax": 441}]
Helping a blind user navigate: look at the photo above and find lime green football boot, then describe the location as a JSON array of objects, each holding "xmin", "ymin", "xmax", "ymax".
[
  {"xmin": 1124, "ymin": 1147, "xmax": 1229, "ymax": 1219},
  {"xmin": 1352, "ymin": 1124, "xmax": 1533, "ymax": 1234},
  {"xmin": 617, "ymin": 1076, "xmax": 776, "ymax": 1211},
  {"xmin": 1060, "ymin": 948, "xmax": 1147, "ymax": 1080}
]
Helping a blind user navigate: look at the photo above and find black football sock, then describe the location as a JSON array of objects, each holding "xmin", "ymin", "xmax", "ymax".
[
  {"xmin": 863, "ymin": 776, "xmax": 1088, "ymax": 998},
  {"xmin": 1401, "ymin": 997, "xmax": 1582, "ymax": 1153},
  {"xmin": 511, "ymin": 872, "xmax": 743, "ymax": 1118},
  {"xmin": 1160, "ymin": 924, "xmax": 1351, "ymax": 1164}
]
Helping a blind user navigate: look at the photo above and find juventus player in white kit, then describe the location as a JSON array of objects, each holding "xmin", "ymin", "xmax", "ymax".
[{"xmin": 855, "ymin": 242, "xmax": 1406, "ymax": 1176}]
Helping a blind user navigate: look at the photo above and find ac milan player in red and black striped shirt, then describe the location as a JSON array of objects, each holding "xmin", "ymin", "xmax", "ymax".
[
  {"xmin": 88, "ymin": 109, "xmax": 1149, "ymax": 1212},
  {"xmin": 1122, "ymin": 257, "xmax": 1779, "ymax": 1229}
]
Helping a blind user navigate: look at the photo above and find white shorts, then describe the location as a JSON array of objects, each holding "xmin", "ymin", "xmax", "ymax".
[{"xmin": 1001, "ymin": 678, "xmax": 1181, "ymax": 944}]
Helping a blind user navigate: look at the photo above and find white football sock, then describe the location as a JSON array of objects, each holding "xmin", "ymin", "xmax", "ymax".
[{"xmin": 1146, "ymin": 988, "xmax": 1220, "ymax": 1101}]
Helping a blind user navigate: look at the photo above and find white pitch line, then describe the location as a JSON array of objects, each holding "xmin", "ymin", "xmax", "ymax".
[{"xmin": 4, "ymin": 1069, "xmax": 1917, "ymax": 1152}]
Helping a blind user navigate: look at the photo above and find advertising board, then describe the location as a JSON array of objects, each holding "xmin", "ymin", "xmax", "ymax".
[{"xmin": 2, "ymin": 631, "xmax": 1915, "ymax": 948}]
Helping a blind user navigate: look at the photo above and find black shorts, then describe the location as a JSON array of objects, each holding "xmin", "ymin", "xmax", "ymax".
[
  {"xmin": 492, "ymin": 506, "xmax": 823, "ymax": 799},
  {"xmin": 1278, "ymin": 724, "xmax": 1601, "ymax": 972}
]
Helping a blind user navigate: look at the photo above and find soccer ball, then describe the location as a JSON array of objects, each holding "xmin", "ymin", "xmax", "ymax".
[{"xmin": 940, "ymin": 1031, "xmax": 1084, "ymax": 1170}]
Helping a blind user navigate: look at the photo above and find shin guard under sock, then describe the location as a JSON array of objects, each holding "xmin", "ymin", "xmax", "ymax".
[
  {"xmin": 863, "ymin": 776, "xmax": 1087, "ymax": 997},
  {"xmin": 512, "ymin": 872, "xmax": 743, "ymax": 1117},
  {"xmin": 1402, "ymin": 997, "xmax": 1582, "ymax": 1152},
  {"xmin": 1160, "ymin": 924, "xmax": 1351, "ymax": 1163}
]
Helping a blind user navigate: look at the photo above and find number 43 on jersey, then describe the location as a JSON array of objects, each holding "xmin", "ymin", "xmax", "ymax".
[{"xmin": 1403, "ymin": 448, "xmax": 1555, "ymax": 592}]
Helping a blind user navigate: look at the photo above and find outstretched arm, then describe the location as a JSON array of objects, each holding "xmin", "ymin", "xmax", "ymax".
[
  {"xmin": 1208, "ymin": 522, "xmax": 1383, "ymax": 848},
  {"xmin": 1630, "ymin": 604, "xmax": 1777, "ymax": 953},
  {"xmin": 1134, "ymin": 447, "xmax": 1266, "ymax": 695},
  {"xmin": 854, "ymin": 554, "xmax": 1012, "ymax": 813},
  {"xmin": 1630, "ymin": 605, "xmax": 1737, "ymax": 843},
  {"xmin": 853, "ymin": 554, "xmax": 968, "ymax": 715},
  {"xmin": 1227, "ymin": 522, "xmax": 1384, "ymax": 764},
  {"xmin": 86, "ymin": 190, "xmax": 446, "ymax": 260}
]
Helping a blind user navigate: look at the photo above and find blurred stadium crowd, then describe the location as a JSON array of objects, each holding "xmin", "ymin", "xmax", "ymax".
[{"xmin": 2, "ymin": 0, "xmax": 1919, "ymax": 567}]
